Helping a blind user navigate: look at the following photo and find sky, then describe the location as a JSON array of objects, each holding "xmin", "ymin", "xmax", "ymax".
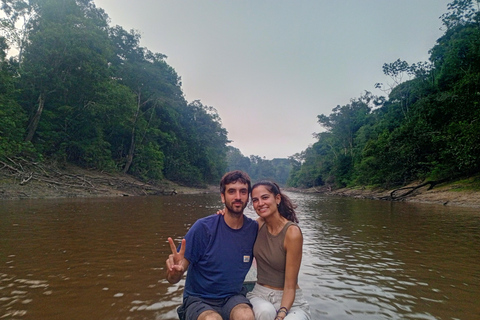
[{"xmin": 94, "ymin": 0, "xmax": 451, "ymax": 160}]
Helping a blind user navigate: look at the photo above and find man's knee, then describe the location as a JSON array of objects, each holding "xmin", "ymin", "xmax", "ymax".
[
  {"xmin": 230, "ymin": 303, "xmax": 254, "ymax": 320},
  {"xmin": 197, "ymin": 309, "xmax": 222, "ymax": 320}
]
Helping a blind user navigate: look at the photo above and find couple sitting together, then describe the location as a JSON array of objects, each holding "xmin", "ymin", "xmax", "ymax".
[{"xmin": 166, "ymin": 170, "xmax": 311, "ymax": 320}]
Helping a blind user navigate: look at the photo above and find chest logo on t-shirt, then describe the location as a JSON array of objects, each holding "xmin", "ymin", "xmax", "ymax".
[{"xmin": 243, "ymin": 255, "xmax": 250, "ymax": 263}]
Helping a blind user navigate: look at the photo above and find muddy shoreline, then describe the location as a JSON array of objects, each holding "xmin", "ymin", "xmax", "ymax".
[
  {"xmin": 295, "ymin": 180, "xmax": 480, "ymax": 208},
  {"xmin": 0, "ymin": 162, "xmax": 215, "ymax": 201},
  {"xmin": 1, "ymin": 162, "xmax": 479, "ymax": 208}
]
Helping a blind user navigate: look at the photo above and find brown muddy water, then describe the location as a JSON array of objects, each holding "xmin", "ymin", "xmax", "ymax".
[{"xmin": 1, "ymin": 192, "xmax": 479, "ymax": 320}]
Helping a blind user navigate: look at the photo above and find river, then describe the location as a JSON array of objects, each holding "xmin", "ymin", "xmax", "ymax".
[{"xmin": 1, "ymin": 192, "xmax": 479, "ymax": 320}]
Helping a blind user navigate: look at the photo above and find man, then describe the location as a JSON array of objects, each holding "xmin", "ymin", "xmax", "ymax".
[{"xmin": 166, "ymin": 170, "xmax": 258, "ymax": 320}]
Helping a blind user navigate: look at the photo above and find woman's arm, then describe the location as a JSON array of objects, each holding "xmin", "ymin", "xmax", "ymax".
[{"xmin": 278, "ymin": 225, "xmax": 303, "ymax": 318}]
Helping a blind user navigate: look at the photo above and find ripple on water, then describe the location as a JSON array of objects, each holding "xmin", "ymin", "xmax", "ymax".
[
  {"xmin": 1, "ymin": 193, "xmax": 479, "ymax": 320},
  {"xmin": 0, "ymin": 272, "xmax": 50, "ymax": 319}
]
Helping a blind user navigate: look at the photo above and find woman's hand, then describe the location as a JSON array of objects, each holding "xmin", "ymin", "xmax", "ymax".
[{"xmin": 216, "ymin": 209, "xmax": 226, "ymax": 215}]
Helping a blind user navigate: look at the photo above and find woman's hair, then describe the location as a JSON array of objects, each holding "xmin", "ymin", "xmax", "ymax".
[{"xmin": 251, "ymin": 181, "xmax": 298, "ymax": 223}]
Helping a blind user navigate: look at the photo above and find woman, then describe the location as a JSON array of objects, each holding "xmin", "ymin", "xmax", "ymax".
[{"xmin": 247, "ymin": 181, "xmax": 311, "ymax": 320}]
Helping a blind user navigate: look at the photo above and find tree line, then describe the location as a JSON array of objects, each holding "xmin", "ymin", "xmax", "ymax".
[
  {"xmin": 3, "ymin": 0, "xmax": 478, "ymax": 191},
  {"xmin": 226, "ymin": 146, "xmax": 292, "ymax": 186},
  {"xmin": 287, "ymin": 0, "xmax": 480, "ymax": 189},
  {"xmin": 1, "ymin": 0, "xmax": 231, "ymax": 187}
]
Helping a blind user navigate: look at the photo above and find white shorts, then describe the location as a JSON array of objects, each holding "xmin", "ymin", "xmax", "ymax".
[{"xmin": 246, "ymin": 284, "xmax": 311, "ymax": 320}]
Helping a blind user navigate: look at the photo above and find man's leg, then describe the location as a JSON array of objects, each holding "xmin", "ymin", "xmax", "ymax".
[
  {"xmin": 229, "ymin": 303, "xmax": 254, "ymax": 320},
  {"xmin": 183, "ymin": 296, "xmax": 222, "ymax": 320},
  {"xmin": 222, "ymin": 293, "xmax": 254, "ymax": 320},
  {"xmin": 197, "ymin": 310, "xmax": 222, "ymax": 320}
]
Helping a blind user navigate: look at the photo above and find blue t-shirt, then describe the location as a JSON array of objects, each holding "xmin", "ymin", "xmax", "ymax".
[{"xmin": 183, "ymin": 214, "xmax": 258, "ymax": 299}]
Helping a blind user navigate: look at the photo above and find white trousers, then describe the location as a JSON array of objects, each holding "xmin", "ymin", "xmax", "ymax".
[{"xmin": 246, "ymin": 284, "xmax": 311, "ymax": 320}]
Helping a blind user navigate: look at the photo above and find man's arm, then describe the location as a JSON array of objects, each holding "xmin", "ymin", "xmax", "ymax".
[{"xmin": 165, "ymin": 237, "xmax": 190, "ymax": 284}]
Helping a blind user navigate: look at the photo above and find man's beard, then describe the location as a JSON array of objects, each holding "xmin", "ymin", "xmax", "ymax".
[{"xmin": 225, "ymin": 201, "xmax": 247, "ymax": 215}]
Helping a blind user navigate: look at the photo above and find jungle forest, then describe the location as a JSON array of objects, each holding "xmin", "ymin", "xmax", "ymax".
[
  {"xmin": 287, "ymin": 0, "xmax": 480, "ymax": 190},
  {"xmin": 1, "ymin": 0, "xmax": 479, "ymax": 190},
  {"xmin": 0, "ymin": 0, "xmax": 231, "ymax": 187}
]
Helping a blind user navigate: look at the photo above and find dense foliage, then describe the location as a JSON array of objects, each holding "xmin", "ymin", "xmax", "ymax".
[
  {"xmin": 0, "ymin": 0, "xmax": 228, "ymax": 186},
  {"xmin": 288, "ymin": 0, "xmax": 480, "ymax": 189},
  {"xmin": 2, "ymin": 0, "xmax": 478, "ymax": 190}
]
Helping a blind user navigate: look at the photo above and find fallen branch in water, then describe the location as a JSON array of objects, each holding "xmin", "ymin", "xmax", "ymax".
[{"xmin": 381, "ymin": 178, "xmax": 451, "ymax": 201}]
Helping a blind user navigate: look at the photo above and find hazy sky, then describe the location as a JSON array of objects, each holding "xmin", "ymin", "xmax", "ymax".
[{"xmin": 94, "ymin": 0, "xmax": 451, "ymax": 159}]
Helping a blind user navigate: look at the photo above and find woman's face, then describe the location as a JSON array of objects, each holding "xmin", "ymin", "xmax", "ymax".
[{"xmin": 251, "ymin": 185, "xmax": 280, "ymax": 218}]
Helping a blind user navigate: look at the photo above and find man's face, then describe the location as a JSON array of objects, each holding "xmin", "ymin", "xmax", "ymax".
[{"xmin": 221, "ymin": 181, "xmax": 249, "ymax": 215}]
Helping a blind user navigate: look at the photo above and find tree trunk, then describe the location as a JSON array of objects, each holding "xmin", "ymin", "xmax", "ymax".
[
  {"xmin": 25, "ymin": 93, "xmax": 45, "ymax": 142},
  {"xmin": 123, "ymin": 92, "xmax": 141, "ymax": 174}
]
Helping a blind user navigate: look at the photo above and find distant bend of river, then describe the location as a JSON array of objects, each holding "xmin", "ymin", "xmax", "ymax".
[{"xmin": 1, "ymin": 192, "xmax": 479, "ymax": 320}]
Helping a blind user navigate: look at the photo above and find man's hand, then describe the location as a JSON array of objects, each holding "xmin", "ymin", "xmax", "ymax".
[{"xmin": 166, "ymin": 237, "xmax": 187, "ymax": 284}]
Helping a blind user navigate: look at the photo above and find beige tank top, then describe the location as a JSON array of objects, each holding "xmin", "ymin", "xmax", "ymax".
[{"xmin": 254, "ymin": 221, "xmax": 297, "ymax": 288}]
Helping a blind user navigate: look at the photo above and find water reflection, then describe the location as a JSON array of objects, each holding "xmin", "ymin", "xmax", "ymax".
[
  {"xmin": 0, "ymin": 196, "xmax": 221, "ymax": 320},
  {"xmin": 1, "ymin": 193, "xmax": 479, "ymax": 320},
  {"xmin": 291, "ymin": 193, "xmax": 480, "ymax": 320}
]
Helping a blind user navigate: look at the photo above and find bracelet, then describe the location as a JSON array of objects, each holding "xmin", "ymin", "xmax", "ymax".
[
  {"xmin": 276, "ymin": 306, "xmax": 288, "ymax": 319},
  {"xmin": 277, "ymin": 307, "xmax": 288, "ymax": 314}
]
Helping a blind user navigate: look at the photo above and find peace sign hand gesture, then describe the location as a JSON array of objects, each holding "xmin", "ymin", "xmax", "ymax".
[{"xmin": 166, "ymin": 237, "xmax": 188, "ymax": 284}]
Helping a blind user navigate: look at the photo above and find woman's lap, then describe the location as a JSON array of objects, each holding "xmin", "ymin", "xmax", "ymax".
[{"xmin": 246, "ymin": 284, "xmax": 311, "ymax": 320}]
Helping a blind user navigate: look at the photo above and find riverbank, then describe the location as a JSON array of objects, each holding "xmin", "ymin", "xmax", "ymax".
[
  {"xmin": 2, "ymin": 161, "xmax": 480, "ymax": 208},
  {"xmin": 299, "ymin": 176, "xmax": 480, "ymax": 208},
  {"xmin": 0, "ymin": 161, "xmax": 214, "ymax": 200}
]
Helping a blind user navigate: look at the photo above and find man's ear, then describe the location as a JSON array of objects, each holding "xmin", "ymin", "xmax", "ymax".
[{"xmin": 220, "ymin": 193, "xmax": 225, "ymax": 204}]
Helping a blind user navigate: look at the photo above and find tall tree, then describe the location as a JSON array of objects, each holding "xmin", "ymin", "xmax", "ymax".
[
  {"xmin": 0, "ymin": 36, "xmax": 30, "ymax": 157},
  {"xmin": 19, "ymin": 0, "xmax": 112, "ymax": 147},
  {"xmin": 440, "ymin": 0, "xmax": 480, "ymax": 29},
  {"xmin": 0, "ymin": 0, "xmax": 38, "ymax": 64},
  {"xmin": 109, "ymin": 26, "xmax": 185, "ymax": 175}
]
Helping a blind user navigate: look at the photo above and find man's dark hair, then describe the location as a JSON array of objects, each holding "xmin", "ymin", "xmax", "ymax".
[{"xmin": 219, "ymin": 170, "xmax": 251, "ymax": 194}]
